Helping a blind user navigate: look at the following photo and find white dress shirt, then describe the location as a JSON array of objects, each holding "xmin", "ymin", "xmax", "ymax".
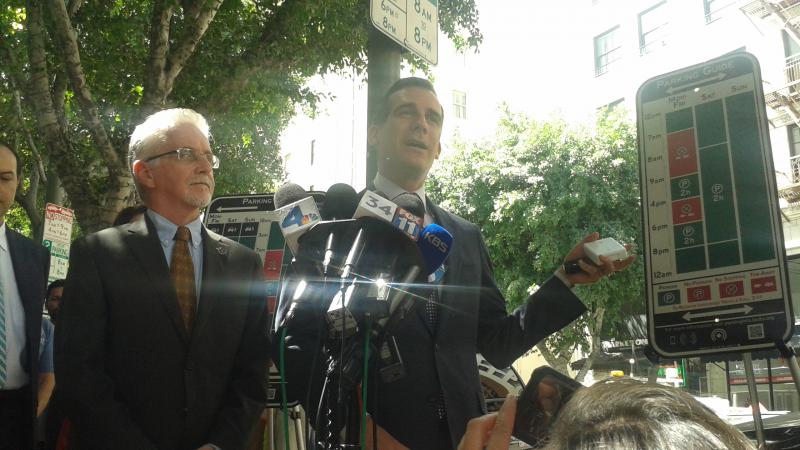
[{"xmin": 0, "ymin": 223, "xmax": 30, "ymax": 389}]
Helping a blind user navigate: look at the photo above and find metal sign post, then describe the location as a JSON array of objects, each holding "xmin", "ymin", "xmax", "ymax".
[
  {"xmin": 637, "ymin": 53, "xmax": 793, "ymax": 358},
  {"xmin": 742, "ymin": 353, "xmax": 766, "ymax": 448}
]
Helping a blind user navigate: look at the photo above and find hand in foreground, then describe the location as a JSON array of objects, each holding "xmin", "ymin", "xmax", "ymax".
[
  {"xmin": 560, "ymin": 232, "xmax": 636, "ymax": 286},
  {"xmin": 457, "ymin": 395, "xmax": 517, "ymax": 450}
]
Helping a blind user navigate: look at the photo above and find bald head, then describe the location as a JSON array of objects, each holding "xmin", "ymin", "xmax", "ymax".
[{"xmin": 0, "ymin": 143, "xmax": 19, "ymax": 225}]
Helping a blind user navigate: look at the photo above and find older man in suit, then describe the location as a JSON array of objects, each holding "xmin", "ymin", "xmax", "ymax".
[
  {"xmin": 0, "ymin": 143, "xmax": 50, "ymax": 450},
  {"xmin": 56, "ymin": 109, "xmax": 270, "ymax": 450},
  {"xmin": 282, "ymin": 78, "xmax": 635, "ymax": 450}
]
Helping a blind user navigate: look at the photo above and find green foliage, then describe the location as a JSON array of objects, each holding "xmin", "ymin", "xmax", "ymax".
[
  {"xmin": 1, "ymin": 0, "xmax": 482, "ymax": 231},
  {"xmin": 429, "ymin": 108, "xmax": 645, "ymax": 359}
]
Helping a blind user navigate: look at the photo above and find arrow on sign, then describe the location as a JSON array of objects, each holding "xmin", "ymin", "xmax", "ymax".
[
  {"xmin": 666, "ymin": 73, "xmax": 726, "ymax": 95},
  {"xmin": 215, "ymin": 206, "xmax": 259, "ymax": 212},
  {"xmin": 682, "ymin": 304, "xmax": 753, "ymax": 322}
]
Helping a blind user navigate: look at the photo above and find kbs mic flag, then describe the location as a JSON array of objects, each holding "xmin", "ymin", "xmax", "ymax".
[
  {"xmin": 417, "ymin": 223, "xmax": 453, "ymax": 277},
  {"xmin": 274, "ymin": 183, "xmax": 321, "ymax": 255},
  {"xmin": 353, "ymin": 190, "xmax": 423, "ymax": 240}
]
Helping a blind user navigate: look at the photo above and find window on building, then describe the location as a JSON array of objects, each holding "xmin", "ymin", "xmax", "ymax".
[
  {"xmin": 638, "ymin": 2, "xmax": 669, "ymax": 55},
  {"xmin": 789, "ymin": 125, "xmax": 800, "ymax": 183},
  {"xmin": 594, "ymin": 26, "xmax": 622, "ymax": 76},
  {"xmin": 703, "ymin": 0, "xmax": 736, "ymax": 23},
  {"xmin": 453, "ymin": 90, "xmax": 467, "ymax": 120},
  {"xmin": 310, "ymin": 139, "xmax": 315, "ymax": 165}
]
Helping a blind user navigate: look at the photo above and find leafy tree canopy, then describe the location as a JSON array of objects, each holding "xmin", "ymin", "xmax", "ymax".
[
  {"xmin": 428, "ymin": 107, "xmax": 645, "ymax": 375},
  {"xmin": 0, "ymin": 0, "xmax": 481, "ymax": 236}
]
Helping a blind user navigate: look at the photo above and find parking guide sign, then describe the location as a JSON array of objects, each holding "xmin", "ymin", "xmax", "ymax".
[
  {"xmin": 204, "ymin": 195, "xmax": 288, "ymax": 312},
  {"xmin": 370, "ymin": 0, "xmax": 439, "ymax": 65},
  {"xmin": 637, "ymin": 53, "xmax": 793, "ymax": 357}
]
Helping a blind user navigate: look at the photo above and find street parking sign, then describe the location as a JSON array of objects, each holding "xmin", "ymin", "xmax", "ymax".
[
  {"xmin": 370, "ymin": 0, "xmax": 439, "ymax": 65},
  {"xmin": 637, "ymin": 53, "xmax": 793, "ymax": 357}
]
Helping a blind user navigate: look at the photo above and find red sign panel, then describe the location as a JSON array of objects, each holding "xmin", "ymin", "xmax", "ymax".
[
  {"xmin": 667, "ymin": 130, "xmax": 698, "ymax": 178},
  {"xmin": 687, "ymin": 285, "xmax": 712, "ymax": 302},
  {"xmin": 719, "ymin": 281, "xmax": 744, "ymax": 298},
  {"xmin": 263, "ymin": 250, "xmax": 283, "ymax": 281},
  {"xmin": 751, "ymin": 276, "xmax": 777, "ymax": 294},
  {"xmin": 671, "ymin": 197, "xmax": 703, "ymax": 225}
]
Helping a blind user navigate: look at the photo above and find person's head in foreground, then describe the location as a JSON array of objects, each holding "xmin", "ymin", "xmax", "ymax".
[{"xmin": 544, "ymin": 378, "xmax": 755, "ymax": 450}]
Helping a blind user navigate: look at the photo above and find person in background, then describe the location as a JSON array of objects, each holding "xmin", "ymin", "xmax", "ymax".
[
  {"xmin": 0, "ymin": 142, "xmax": 50, "ymax": 450},
  {"xmin": 112, "ymin": 203, "xmax": 147, "ymax": 227},
  {"xmin": 543, "ymin": 378, "xmax": 755, "ymax": 450},
  {"xmin": 44, "ymin": 280, "xmax": 64, "ymax": 325}
]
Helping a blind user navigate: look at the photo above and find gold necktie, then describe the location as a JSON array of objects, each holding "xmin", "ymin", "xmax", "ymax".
[{"xmin": 171, "ymin": 226, "xmax": 196, "ymax": 332}]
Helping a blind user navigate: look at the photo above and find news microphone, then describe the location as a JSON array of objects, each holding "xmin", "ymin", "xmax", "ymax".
[
  {"xmin": 416, "ymin": 223, "xmax": 453, "ymax": 277},
  {"xmin": 275, "ymin": 182, "xmax": 308, "ymax": 208},
  {"xmin": 321, "ymin": 183, "xmax": 358, "ymax": 220},
  {"xmin": 353, "ymin": 191, "xmax": 423, "ymax": 241},
  {"xmin": 320, "ymin": 184, "xmax": 358, "ymax": 276}
]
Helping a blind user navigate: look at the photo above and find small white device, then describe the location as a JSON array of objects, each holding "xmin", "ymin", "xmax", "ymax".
[{"xmin": 583, "ymin": 237, "xmax": 628, "ymax": 265}]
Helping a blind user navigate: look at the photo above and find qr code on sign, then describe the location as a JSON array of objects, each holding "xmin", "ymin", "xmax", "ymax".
[{"xmin": 747, "ymin": 324, "xmax": 765, "ymax": 340}]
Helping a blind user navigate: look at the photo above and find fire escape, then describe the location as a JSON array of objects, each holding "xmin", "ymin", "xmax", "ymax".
[{"xmin": 741, "ymin": 0, "xmax": 800, "ymax": 204}]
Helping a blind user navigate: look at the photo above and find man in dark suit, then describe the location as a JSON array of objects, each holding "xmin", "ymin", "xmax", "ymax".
[
  {"xmin": 56, "ymin": 109, "xmax": 270, "ymax": 450},
  {"xmin": 0, "ymin": 143, "xmax": 50, "ymax": 450},
  {"xmin": 282, "ymin": 78, "xmax": 635, "ymax": 449}
]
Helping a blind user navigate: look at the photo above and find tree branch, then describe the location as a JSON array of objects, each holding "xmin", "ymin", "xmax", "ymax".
[
  {"xmin": 163, "ymin": 0, "xmax": 224, "ymax": 97},
  {"xmin": 46, "ymin": 0, "xmax": 122, "ymax": 177},
  {"xmin": 141, "ymin": 0, "xmax": 173, "ymax": 117},
  {"xmin": 67, "ymin": 0, "xmax": 84, "ymax": 19}
]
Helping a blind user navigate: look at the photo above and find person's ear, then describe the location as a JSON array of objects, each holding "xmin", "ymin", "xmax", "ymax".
[{"xmin": 132, "ymin": 160, "xmax": 156, "ymax": 189}]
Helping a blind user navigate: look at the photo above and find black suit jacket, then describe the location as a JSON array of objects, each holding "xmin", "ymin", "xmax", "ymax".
[
  {"xmin": 55, "ymin": 215, "xmax": 270, "ymax": 450},
  {"xmin": 6, "ymin": 227, "xmax": 50, "ymax": 448},
  {"xmin": 281, "ymin": 199, "xmax": 587, "ymax": 449}
]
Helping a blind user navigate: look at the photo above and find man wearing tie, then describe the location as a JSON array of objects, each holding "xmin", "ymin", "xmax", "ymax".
[
  {"xmin": 0, "ymin": 143, "xmax": 50, "ymax": 450},
  {"xmin": 56, "ymin": 109, "xmax": 270, "ymax": 450},
  {"xmin": 282, "ymin": 78, "xmax": 635, "ymax": 449}
]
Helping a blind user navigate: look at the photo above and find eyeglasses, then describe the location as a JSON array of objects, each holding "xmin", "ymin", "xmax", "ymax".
[{"xmin": 144, "ymin": 147, "xmax": 220, "ymax": 169}]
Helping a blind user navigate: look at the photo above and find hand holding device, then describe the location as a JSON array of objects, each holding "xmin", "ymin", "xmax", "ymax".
[
  {"xmin": 561, "ymin": 233, "xmax": 636, "ymax": 283},
  {"xmin": 513, "ymin": 366, "xmax": 583, "ymax": 448}
]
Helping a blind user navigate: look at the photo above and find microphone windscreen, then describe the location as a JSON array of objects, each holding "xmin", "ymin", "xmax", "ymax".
[
  {"xmin": 393, "ymin": 192, "xmax": 425, "ymax": 218},
  {"xmin": 322, "ymin": 183, "xmax": 358, "ymax": 220},
  {"xmin": 274, "ymin": 183, "xmax": 307, "ymax": 208},
  {"xmin": 417, "ymin": 223, "xmax": 453, "ymax": 275}
]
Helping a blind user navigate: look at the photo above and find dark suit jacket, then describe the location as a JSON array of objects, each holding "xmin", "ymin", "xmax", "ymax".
[
  {"xmin": 281, "ymin": 199, "xmax": 587, "ymax": 449},
  {"xmin": 6, "ymin": 227, "xmax": 50, "ymax": 448},
  {"xmin": 55, "ymin": 215, "xmax": 270, "ymax": 450}
]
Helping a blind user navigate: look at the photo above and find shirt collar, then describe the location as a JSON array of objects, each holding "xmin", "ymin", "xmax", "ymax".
[
  {"xmin": 146, "ymin": 209, "xmax": 203, "ymax": 248},
  {"xmin": 0, "ymin": 222, "xmax": 7, "ymax": 252},
  {"xmin": 373, "ymin": 172, "xmax": 427, "ymax": 213}
]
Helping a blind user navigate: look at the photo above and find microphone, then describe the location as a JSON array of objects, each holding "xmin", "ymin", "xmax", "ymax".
[
  {"xmin": 417, "ymin": 223, "xmax": 454, "ymax": 278},
  {"xmin": 275, "ymin": 182, "xmax": 308, "ymax": 208},
  {"xmin": 353, "ymin": 191, "xmax": 423, "ymax": 241},
  {"xmin": 391, "ymin": 193, "xmax": 424, "ymax": 240},
  {"xmin": 321, "ymin": 183, "xmax": 358, "ymax": 220},
  {"xmin": 320, "ymin": 184, "xmax": 358, "ymax": 276},
  {"xmin": 274, "ymin": 183, "xmax": 321, "ymax": 255}
]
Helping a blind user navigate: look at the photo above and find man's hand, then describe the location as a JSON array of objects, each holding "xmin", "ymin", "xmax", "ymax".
[
  {"xmin": 457, "ymin": 395, "xmax": 517, "ymax": 450},
  {"xmin": 560, "ymin": 232, "xmax": 636, "ymax": 286}
]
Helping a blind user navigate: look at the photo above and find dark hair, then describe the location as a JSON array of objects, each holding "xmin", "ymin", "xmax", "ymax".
[
  {"xmin": 374, "ymin": 77, "xmax": 441, "ymax": 125},
  {"xmin": 544, "ymin": 378, "xmax": 755, "ymax": 450},
  {"xmin": 113, "ymin": 203, "xmax": 147, "ymax": 226},
  {"xmin": 47, "ymin": 279, "xmax": 65, "ymax": 297},
  {"xmin": 0, "ymin": 142, "xmax": 20, "ymax": 175}
]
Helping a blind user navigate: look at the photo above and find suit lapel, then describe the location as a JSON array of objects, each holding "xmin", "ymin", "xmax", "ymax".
[
  {"xmin": 6, "ymin": 228, "xmax": 41, "ymax": 365},
  {"xmin": 192, "ymin": 227, "xmax": 229, "ymax": 341},
  {"xmin": 125, "ymin": 215, "xmax": 191, "ymax": 345}
]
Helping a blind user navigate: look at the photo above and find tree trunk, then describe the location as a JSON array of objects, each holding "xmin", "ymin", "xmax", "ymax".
[
  {"xmin": 535, "ymin": 342, "xmax": 571, "ymax": 375},
  {"xmin": 575, "ymin": 307, "xmax": 606, "ymax": 382}
]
